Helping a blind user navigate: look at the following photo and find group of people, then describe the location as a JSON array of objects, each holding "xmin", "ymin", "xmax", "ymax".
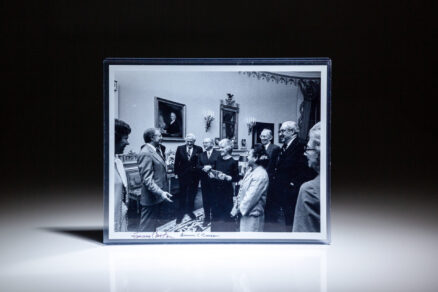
[{"xmin": 114, "ymin": 119, "xmax": 322, "ymax": 233}]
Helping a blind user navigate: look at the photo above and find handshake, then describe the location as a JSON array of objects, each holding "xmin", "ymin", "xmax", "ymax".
[{"xmin": 207, "ymin": 169, "xmax": 232, "ymax": 181}]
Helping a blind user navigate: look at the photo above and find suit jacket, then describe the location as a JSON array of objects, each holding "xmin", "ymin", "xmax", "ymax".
[
  {"xmin": 137, "ymin": 144, "xmax": 169, "ymax": 206},
  {"xmin": 265, "ymin": 143, "xmax": 280, "ymax": 177},
  {"xmin": 236, "ymin": 166, "xmax": 269, "ymax": 217},
  {"xmin": 293, "ymin": 175, "xmax": 320, "ymax": 232},
  {"xmin": 140, "ymin": 144, "xmax": 165, "ymax": 160},
  {"xmin": 174, "ymin": 144, "xmax": 203, "ymax": 179},
  {"xmin": 159, "ymin": 144, "xmax": 166, "ymax": 160},
  {"xmin": 272, "ymin": 138, "xmax": 311, "ymax": 203},
  {"xmin": 197, "ymin": 149, "xmax": 220, "ymax": 181}
]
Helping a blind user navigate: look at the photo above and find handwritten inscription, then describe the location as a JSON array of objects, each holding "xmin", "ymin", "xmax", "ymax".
[
  {"xmin": 131, "ymin": 232, "xmax": 174, "ymax": 239},
  {"xmin": 130, "ymin": 232, "xmax": 219, "ymax": 240}
]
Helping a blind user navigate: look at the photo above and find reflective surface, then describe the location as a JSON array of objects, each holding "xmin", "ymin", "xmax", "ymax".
[{"xmin": 1, "ymin": 187, "xmax": 437, "ymax": 291}]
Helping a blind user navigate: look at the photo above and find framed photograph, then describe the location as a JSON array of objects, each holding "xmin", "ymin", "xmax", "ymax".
[
  {"xmin": 278, "ymin": 123, "xmax": 283, "ymax": 144},
  {"xmin": 155, "ymin": 97, "xmax": 186, "ymax": 141},
  {"xmin": 104, "ymin": 58, "xmax": 331, "ymax": 244}
]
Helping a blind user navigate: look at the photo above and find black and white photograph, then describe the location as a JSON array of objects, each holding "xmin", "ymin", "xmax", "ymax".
[{"xmin": 105, "ymin": 59, "xmax": 330, "ymax": 243}]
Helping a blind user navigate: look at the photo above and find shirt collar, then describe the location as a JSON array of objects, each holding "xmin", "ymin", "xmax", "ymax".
[
  {"xmin": 264, "ymin": 142, "xmax": 271, "ymax": 150},
  {"xmin": 284, "ymin": 135, "xmax": 296, "ymax": 149},
  {"xmin": 147, "ymin": 143, "xmax": 157, "ymax": 151}
]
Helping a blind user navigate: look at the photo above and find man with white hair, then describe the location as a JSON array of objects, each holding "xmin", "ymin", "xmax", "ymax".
[
  {"xmin": 266, "ymin": 121, "xmax": 314, "ymax": 231},
  {"xmin": 174, "ymin": 133, "xmax": 203, "ymax": 223},
  {"xmin": 259, "ymin": 129, "xmax": 281, "ymax": 177},
  {"xmin": 197, "ymin": 138, "xmax": 220, "ymax": 227},
  {"xmin": 260, "ymin": 128, "xmax": 281, "ymax": 231}
]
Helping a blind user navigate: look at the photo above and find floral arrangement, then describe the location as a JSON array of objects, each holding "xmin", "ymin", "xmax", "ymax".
[
  {"xmin": 246, "ymin": 117, "xmax": 256, "ymax": 135},
  {"xmin": 203, "ymin": 111, "xmax": 215, "ymax": 132},
  {"xmin": 166, "ymin": 150, "xmax": 176, "ymax": 173}
]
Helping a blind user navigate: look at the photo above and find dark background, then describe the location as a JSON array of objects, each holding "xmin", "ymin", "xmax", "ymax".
[{"xmin": 2, "ymin": 0, "xmax": 436, "ymax": 204}]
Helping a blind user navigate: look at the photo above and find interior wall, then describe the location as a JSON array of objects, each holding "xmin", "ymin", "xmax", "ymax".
[{"xmin": 115, "ymin": 71, "xmax": 302, "ymax": 154}]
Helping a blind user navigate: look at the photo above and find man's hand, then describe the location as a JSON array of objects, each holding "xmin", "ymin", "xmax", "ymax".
[
  {"xmin": 230, "ymin": 205, "xmax": 239, "ymax": 217},
  {"xmin": 162, "ymin": 192, "xmax": 173, "ymax": 203},
  {"xmin": 202, "ymin": 165, "xmax": 212, "ymax": 172}
]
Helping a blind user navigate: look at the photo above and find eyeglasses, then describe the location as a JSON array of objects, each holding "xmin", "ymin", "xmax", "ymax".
[{"xmin": 278, "ymin": 129, "xmax": 290, "ymax": 133}]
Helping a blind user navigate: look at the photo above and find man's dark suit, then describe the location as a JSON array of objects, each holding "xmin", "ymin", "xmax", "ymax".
[
  {"xmin": 269, "ymin": 138, "xmax": 314, "ymax": 231},
  {"xmin": 174, "ymin": 144, "xmax": 203, "ymax": 221},
  {"xmin": 263, "ymin": 143, "xmax": 281, "ymax": 231},
  {"xmin": 265, "ymin": 143, "xmax": 281, "ymax": 177},
  {"xmin": 197, "ymin": 149, "xmax": 220, "ymax": 223}
]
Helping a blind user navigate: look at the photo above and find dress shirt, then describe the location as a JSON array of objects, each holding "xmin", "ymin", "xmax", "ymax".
[
  {"xmin": 186, "ymin": 146, "xmax": 193, "ymax": 158},
  {"xmin": 283, "ymin": 135, "xmax": 297, "ymax": 150},
  {"xmin": 146, "ymin": 143, "xmax": 164, "ymax": 159}
]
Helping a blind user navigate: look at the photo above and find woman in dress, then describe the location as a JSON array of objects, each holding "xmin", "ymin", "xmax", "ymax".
[
  {"xmin": 231, "ymin": 144, "xmax": 269, "ymax": 232},
  {"xmin": 209, "ymin": 138, "xmax": 239, "ymax": 232},
  {"xmin": 114, "ymin": 119, "xmax": 131, "ymax": 232},
  {"xmin": 293, "ymin": 122, "xmax": 321, "ymax": 232}
]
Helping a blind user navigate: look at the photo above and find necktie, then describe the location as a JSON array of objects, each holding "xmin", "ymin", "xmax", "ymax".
[
  {"xmin": 207, "ymin": 151, "xmax": 211, "ymax": 159},
  {"xmin": 281, "ymin": 143, "xmax": 287, "ymax": 156},
  {"xmin": 187, "ymin": 148, "xmax": 192, "ymax": 160}
]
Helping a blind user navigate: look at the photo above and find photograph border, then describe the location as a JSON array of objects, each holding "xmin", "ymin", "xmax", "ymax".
[{"xmin": 103, "ymin": 58, "xmax": 331, "ymax": 244}]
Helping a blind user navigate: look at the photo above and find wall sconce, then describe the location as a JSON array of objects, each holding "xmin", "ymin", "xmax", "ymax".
[
  {"xmin": 203, "ymin": 111, "xmax": 215, "ymax": 132},
  {"xmin": 246, "ymin": 117, "xmax": 256, "ymax": 135}
]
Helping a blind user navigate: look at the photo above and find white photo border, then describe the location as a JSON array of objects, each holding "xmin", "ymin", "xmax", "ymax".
[{"xmin": 103, "ymin": 58, "xmax": 331, "ymax": 244}]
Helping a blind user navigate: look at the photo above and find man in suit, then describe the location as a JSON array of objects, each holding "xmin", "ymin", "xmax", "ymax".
[
  {"xmin": 269, "ymin": 121, "xmax": 313, "ymax": 231},
  {"xmin": 140, "ymin": 142, "xmax": 166, "ymax": 159},
  {"xmin": 259, "ymin": 129, "xmax": 280, "ymax": 177},
  {"xmin": 174, "ymin": 133, "xmax": 203, "ymax": 223},
  {"xmin": 137, "ymin": 128, "xmax": 173, "ymax": 232},
  {"xmin": 197, "ymin": 137, "xmax": 220, "ymax": 227},
  {"xmin": 259, "ymin": 129, "xmax": 281, "ymax": 231}
]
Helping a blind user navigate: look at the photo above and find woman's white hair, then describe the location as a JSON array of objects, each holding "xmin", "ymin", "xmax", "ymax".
[
  {"xmin": 218, "ymin": 138, "xmax": 233, "ymax": 154},
  {"xmin": 308, "ymin": 122, "xmax": 321, "ymax": 152}
]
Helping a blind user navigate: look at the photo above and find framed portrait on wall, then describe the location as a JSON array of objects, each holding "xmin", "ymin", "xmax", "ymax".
[
  {"xmin": 220, "ymin": 98, "xmax": 239, "ymax": 149},
  {"xmin": 104, "ymin": 58, "xmax": 331, "ymax": 244},
  {"xmin": 155, "ymin": 97, "xmax": 186, "ymax": 141}
]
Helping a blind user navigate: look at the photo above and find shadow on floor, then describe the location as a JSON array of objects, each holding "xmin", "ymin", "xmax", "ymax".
[{"xmin": 42, "ymin": 227, "xmax": 103, "ymax": 244}]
